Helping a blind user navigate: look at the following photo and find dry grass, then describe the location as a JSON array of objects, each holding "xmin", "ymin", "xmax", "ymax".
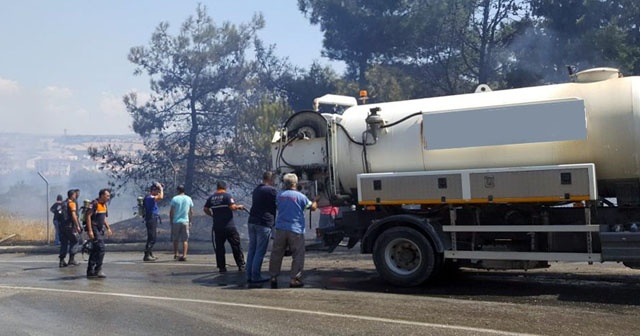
[
  {"xmin": 0, "ymin": 211, "xmax": 48, "ymax": 243},
  {"xmin": 0, "ymin": 212, "xmax": 229, "ymax": 244}
]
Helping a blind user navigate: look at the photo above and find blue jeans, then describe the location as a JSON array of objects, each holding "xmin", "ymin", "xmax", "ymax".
[
  {"xmin": 246, "ymin": 223, "xmax": 272, "ymax": 282},
  {"xmin": 53, "ymin": 219, "xmax": 61, "ymax": 245}
]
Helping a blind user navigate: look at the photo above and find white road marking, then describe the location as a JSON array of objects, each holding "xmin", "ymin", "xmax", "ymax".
[
  {"xmin": 0, "ymin": 260, "xmax": 214, "ymax": 267},
  {"xmin": 0, "ymin": 284, "xmax": 538, "ymax": 336}
]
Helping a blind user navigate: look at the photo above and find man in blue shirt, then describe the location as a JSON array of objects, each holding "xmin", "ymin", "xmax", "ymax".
[
  {"xmin": 269, "ymin": 173, "xmax": 318, "ymax": 288},
  {"xmin": 204, "ymin": 181, "xmax": 246, "ymax": 272},
  {"xmin": 170, "ymin": 184, "xmax": 194, "ymax": 261},
  {"xmin": 143, "ymin": 182, "xmax": 163, "ymax": 261},
  {"xmin": 246, "ymin": 171, "xmax": 277, "ymax": 285}
]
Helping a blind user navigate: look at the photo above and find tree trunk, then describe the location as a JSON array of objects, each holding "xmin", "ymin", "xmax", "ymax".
[{"xmin": 185, "ymin": 97, "xmax": 198, "ymax": 194}]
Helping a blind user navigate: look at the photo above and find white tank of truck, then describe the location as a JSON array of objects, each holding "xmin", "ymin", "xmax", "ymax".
[{"xmin": 276, "ymin": 67, "xmax": 640, "ymax": 196}]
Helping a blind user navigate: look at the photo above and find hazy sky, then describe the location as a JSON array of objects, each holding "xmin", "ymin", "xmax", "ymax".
[{"xmin": 0, "ymin": 1, "xmax": 342, "ymax": 136}]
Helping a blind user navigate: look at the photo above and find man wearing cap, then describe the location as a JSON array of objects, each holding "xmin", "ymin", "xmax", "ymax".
[
  {"xmin": 143, "ymin": 182, "xmax": 163, "ymax": 261},
  {"xmin": 204, "ymin": 181, "xmax": 246, "ymax": 272},
  {"xmin": 170, "ymin": 185, "xmax": 193, "ymax": 261}
]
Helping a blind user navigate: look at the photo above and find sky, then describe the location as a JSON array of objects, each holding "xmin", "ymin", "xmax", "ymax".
[{"xmin": 0, "ymin": 1, "xmax": 343, "ymax": 135}]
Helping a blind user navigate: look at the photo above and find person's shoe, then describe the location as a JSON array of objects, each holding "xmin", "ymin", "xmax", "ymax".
[
  {"xmin": 96, "ymin": 271, "xmax": 106, "ymax": 278},
  {"xmin": 59, "ymin": 259, "xmax": 68, "ymax": 268},
  {"xmin": 68, "ymin": 256, "xmax": 80, "ymax": 266},
  {"xmin": 270, "ymin": 277, "xmax": 278, "ymax": 289},
  {"xmin": 238, "ymin": 265, "xmax": 246, "ymax": 272},
  {"xmin": 87, "ymin": 272, "xmax": 97, "ymax": 279},
  {"xmin": 178, "ymin": 256, "xmax": 187, "ymax": 262},
  {"xmin": 289, "ymin": 278, "xmax": 304, "ymax": 288},
  {"xmin": 143, "ymin": 252, "xmax": 155, "ymax": 262},
  {"xmin": 219, "ymin": 268, "xmax": 227, "ymax": 273},
  {"xmin": 174, "ymin": 255, "xmax": 179, "ymax": 260},
  {"xmin": 149, "ymin": 252, "xmax": 158, "ymax": 261}
]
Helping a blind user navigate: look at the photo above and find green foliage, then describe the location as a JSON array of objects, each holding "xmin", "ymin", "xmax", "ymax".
[
  {"xmin": 526, "ymin": 0, "xmax": 640, "ymax": 82},
  {"xmin": 226, "ymin": 99, "xmax": 292, "ymax": 190},
  {"xmin": 364, "ymin": 65, "xmax": 420, "ymax": 102},
  {"xmin": 90, "ymin": 4, "xmax": 275, "ymax": 198},
  {"xmin": 282, "ymin": 62, "xmax": 343, "ymax": 111},
  {"xmin": 298, "ymin": 0, "xmax": 439, "ymax": 88},
  {"xmin": 299, "ymin": 0, "xmax": 530, "ymax": 96}
]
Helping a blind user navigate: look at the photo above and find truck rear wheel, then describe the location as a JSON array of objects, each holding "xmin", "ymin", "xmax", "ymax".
[{"xmin": 372, "ymin": 227, "xmax": 436, "ymax": 287}]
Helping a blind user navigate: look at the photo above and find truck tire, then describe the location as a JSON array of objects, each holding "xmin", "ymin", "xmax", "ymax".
[{"xmin": 372, "ymin": 227, "xmax": 436, "ymax": 287}]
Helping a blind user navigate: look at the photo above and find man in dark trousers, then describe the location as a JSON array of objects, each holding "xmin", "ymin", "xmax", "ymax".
[
  {"xmin": 269, "ymin": 173, "xmax": 318, "ymax": 288},
  {"xmin": 58, "ymin": 189, "xmax": 81, "ymax": 268},
  {"xmin": 246, "ymin": 171, "xmax": 277, "ymax": 285},
  {"xmin": 49, "ymin": 194, "xmax": 64, "ymax": 245},
  {"xmin": 143, "ymin": 181, "xmax": 163, "ymax": 261},
  {"xmin": 204, "ymin": 181, "xmax": 246, "ymax": 272},
  {"xmin": 85, "ymin": 188, "xmax": 112, "ymax": 279}
]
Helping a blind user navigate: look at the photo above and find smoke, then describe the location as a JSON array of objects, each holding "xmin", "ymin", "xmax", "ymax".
[{"xmin": 508, "ymin": 25, "xmax": 625, "ymax": 85}]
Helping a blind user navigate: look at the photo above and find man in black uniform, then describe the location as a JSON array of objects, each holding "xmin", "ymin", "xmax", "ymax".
[
  {"xmin": 204, "ymin": 181, "xmax": 246, "ymax": 272},
  {"xmin": 59, "ymin": 189, "xmax": 81, "ymax": 267},
  {"xmin": 85, "ymin": 189, "xmax": 112, "ymax": 279},
  {"xmin": 49, "ymin": 194, "xmax": 64, "ymax": 245}
]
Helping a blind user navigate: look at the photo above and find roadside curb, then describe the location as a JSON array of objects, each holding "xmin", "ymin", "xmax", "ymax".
[{"xmin": 0, "ymin": 241, "xmax": 215, "ymax": 255}]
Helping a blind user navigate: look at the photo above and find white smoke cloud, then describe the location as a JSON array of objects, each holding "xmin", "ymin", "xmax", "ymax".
[
  {"xmin": 0, "ymin": 77, "xmax": 20, "ymax": 95},
  {"xmin": 0, "ymin": 79, "xmax": 139, "ymax": 135}
]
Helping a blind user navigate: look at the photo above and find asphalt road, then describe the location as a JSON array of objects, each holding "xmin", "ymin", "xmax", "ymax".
[{"xmin": 1, "ymin": 245, "xmax": 639, "ymax": 336}]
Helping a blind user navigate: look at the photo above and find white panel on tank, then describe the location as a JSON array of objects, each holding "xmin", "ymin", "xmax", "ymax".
[{"xmin": 423, "ymin": 98, "xmax": 587, "ymax": 150}]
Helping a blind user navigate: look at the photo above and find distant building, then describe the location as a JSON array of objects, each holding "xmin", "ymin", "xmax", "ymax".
[
  {"xmin": 34, "ymin": 158, "xmax": 72, "ymax": 176},
  {"xmin": 0, "ymin": 133, "xmax": 143, "ymax": 176}
]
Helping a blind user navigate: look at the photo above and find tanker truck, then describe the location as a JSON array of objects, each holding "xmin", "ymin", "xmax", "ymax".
[{"xmin": 271, "ymin": 67, "xmax": 640, "ymax": 287}]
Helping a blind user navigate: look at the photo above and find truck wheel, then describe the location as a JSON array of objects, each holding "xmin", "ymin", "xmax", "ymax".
[{"xmin": 372, "ymin": 227, "xmax": 435, "ymax": 287}]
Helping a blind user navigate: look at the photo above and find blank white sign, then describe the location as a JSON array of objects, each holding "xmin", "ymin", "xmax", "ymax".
[{"xmin": 423, "ymin": 98, "xmax": 587, "ymax": 150}]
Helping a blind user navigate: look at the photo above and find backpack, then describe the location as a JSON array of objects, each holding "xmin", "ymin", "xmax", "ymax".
[
  {"xmin": 83, "ymin": 200, "xmax": 99, "ymax": 229},
  {"xmin": 59, "ymin": 200, "xmax": 72, "ymax": 224},
  {"xmin": 136, "ymin": 196, "xmax": 146, "ymax": 218},
  {"xmin": 50, "ymin": 202, "xmax": 65, "ymax": 222}
]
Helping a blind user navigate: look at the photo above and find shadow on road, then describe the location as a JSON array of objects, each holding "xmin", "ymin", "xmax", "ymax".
[{"xmin": 184, "ymin": 254, "xmax": 640, "ymax": 308}]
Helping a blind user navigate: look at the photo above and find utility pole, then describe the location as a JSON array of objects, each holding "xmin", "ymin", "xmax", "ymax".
[{"xmin": 37, "ymin": 171, "xmax": 50, "ymax": 245}]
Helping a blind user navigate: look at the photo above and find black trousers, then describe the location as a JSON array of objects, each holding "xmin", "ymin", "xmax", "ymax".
[
  {"xmin": 58, "ymin": 225, "xmax": 78, "ymax": 259},
  {"xmin": 144, "ymin": 216, "xmax": 159, "ymax": 252},
  {"xmin": 87, "ymin": 229, "xmax": 105, "ymax": 275},
  {"xmin": 212, "ymin": 226, "xmax": 245, "ymax": 269}
]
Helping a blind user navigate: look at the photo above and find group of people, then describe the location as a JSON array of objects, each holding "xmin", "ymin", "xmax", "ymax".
[
  {"xmin": 52, "ymin": 171, "xmax": 331, "ymax": 288},
  {"xmin": 203, "ymin": 171, "xmax": 321, "ymax": 288},
  {"xmin": 50, "ymin": 188, "xmax": 112, "ymax": 279},
  {"xmin": 154, "ymin": 171, "xmax": 324, "ymax": 288},
  {"xmin": 204, "ymin": 171, "xmax": 318, "ymax": 288}
]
